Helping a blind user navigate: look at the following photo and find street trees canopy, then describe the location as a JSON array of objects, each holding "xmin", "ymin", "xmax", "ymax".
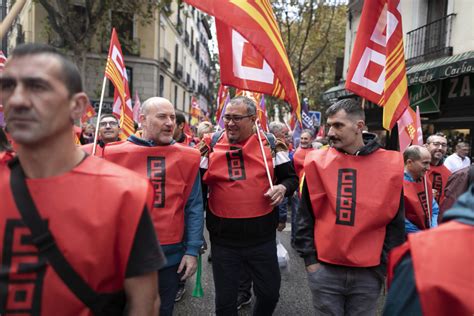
[
  {"xmin": 37, "ymin": 0, "xmax": 172, "ymax": 76},
  {"xmin": 270, "ymin": 0, "xmax": 346, "ymax": 118}
]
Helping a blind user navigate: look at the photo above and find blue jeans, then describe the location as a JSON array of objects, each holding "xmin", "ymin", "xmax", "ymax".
[
  {"xmin": 158, "ymin": 264, "xmax": 180, "ymax": 316},
  {"xmin": 307, "ymin": 264, "xmax": 382, "ymax": 316},
  {"xmin": 211, "ymin": 239, "xmax": 281, "ymax": 316}
]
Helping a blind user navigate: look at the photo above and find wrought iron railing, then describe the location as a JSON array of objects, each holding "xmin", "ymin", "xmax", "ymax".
[{"xmin": 405, "ymin": 14, "xmax": 456, "ymax": 65}]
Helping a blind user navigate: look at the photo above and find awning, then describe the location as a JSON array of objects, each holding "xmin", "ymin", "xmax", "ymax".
[
  {"xmin": 407, "ymin": 51, "xmax": 474, "ymax": 85},
  {"xmin": 321, "ymin": 81, "xmax": 352, "ymax": 105}
]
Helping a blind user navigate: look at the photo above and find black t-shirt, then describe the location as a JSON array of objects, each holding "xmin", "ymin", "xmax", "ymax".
[{"xmin": 126, "ymin": 206, "xmax": 166, "ymax": 277}]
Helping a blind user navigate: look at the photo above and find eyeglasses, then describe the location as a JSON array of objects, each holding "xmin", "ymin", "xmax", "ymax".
[
  {"xmin": 428, "ymin": 142, "xmax": 447, "ymax": 148},
  {"xmin": 99, "ymin": 121, "xmax": 119, "ymax": 128},
  {"xmin": 223, "ymin": 114, "xmax": 253, "ymax": 123}
]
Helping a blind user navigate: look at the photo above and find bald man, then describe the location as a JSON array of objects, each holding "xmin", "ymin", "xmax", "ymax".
[
  {"xmin": 103, "ymin": 97, "xmax": 204, "ymax": 316},
  {"xmin": 403, "ymin": 145, "xmax": 439, "ymax": 233}
]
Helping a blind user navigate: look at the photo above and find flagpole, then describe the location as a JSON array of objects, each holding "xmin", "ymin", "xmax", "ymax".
[
  {"xmin": 255, "ymin": 119, "xmax": 273, "ymax": 190},
  {"xmin": 423, "ymin": 174, "xmax": 432, "ymax": 228},
  {"xmin": 92, "ymin": 76, "xmax": 108, "ymax": 156}
]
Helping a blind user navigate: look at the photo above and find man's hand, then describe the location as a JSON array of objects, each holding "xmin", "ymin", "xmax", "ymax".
[
  {"xmin": 177, "ymin": 255, "xmax": 198, "ymax": 281},
  {"xmin": 264, "ymin": 184, "xmax": 287, "ymax": 206},
  {"xmin": 306, "ymin": 263, "xmax": 321, "ymax": 273},
  {"xmin": 277, "ymin": 222, "xmax": 286, "ymax": 231}
]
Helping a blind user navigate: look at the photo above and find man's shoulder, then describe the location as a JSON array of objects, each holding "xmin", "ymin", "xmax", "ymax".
[{"xmin": 77, "ymin": 156, "xmax": 150, "ymax": 185}]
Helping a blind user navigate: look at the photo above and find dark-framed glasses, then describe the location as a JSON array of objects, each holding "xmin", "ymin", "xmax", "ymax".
[
  {"xmin": 99, "ymin": 121, "xmax": 119, "ymax": 128},
  {"xmin": 428, "ymin": 142, "xmax": 447, "ymax": 148},
  {"xmin": 223, "ymin": 114, "xmax": 253, "ymax": 123}
]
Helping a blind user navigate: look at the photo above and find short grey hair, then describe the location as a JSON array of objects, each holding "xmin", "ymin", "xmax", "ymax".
[
  {"xmin": 197, "ymin": 121, "xmax": 213, "ymax": 138},
  {"xmin": 230, "ymin": 96, "xmax": 257, "ymax": 116},
  {"xmin": 268, "ymin": 121, "xmax": 286, "ymax": 135}
]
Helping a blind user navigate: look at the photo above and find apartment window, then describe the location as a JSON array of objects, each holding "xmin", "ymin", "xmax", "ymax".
[
  {"xmin": 174, "ymin": 85, "xmax": 178, "ymax": 109},
  {"xmin": 111, "ymin": 11, "xmax": 136, "ymax": 55},
  {"xmin": 159, "ymin": 75, "xmax": 164, "ymax": 97}
]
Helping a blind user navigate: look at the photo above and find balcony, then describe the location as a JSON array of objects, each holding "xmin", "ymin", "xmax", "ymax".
[
  {"xmin": 406, "ymin": 14, "xmax": 455, "ymax": 66},
  {"xmin": 175, "ymin": 63, "xmax": 183, "ymax": 79},
  {"xmin": 160, "ymin": 48, "xmax": 171, "ymax": 68},
  {"xmin": 101, "ymin": 37, "xmax": 140, "ymax": 56}
]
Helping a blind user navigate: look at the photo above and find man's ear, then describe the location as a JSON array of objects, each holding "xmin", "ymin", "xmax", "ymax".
[
  {"xmin": 356, "ymin": 120, "xmax": 365, "ymax": 133},
  {"xmin": 70, "ymin": 92, "xmax": 89, "ymax": 122}
]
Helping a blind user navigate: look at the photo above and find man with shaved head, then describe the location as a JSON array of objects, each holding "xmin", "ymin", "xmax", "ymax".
[
  {"xmin": 403, "ymin": 145, "xmax": 439, "ymax": 233},
  {"xmin": 103, "ymin": 97, "xmax": 204, "ymax": 316}
]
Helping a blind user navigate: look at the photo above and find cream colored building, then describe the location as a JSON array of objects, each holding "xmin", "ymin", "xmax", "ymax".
[
  {"xmin": 4, "ymin": 0, "xmax": 214, "ymax": 117},
  {"xmin": 323, "ymin": 0, "xmax": 474, "ymax": 151}
]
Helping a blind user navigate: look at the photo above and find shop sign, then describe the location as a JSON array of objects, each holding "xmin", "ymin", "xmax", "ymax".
[{"xmin": 409, "ymin": 81, "xmax": 440, "ymax": 114}]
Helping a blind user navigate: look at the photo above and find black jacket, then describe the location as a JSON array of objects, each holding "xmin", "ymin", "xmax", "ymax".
[{"xmin": 295, "ymin": 133, "xmax": 405, "ymax": 277}]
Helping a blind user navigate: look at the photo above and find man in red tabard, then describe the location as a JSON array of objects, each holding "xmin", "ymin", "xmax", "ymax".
[
  {"xmin": 293, "ymin": 129, "xmax": 315, "ymax": 179},
  {"xmin": 295, "ymin": 99, "xmax": 405, "ymax": 315},
  {"xmin": 0, "ymin": 43, "xmax": 164, "ymax": 315},
  {"xmin": 384, "ymin": 185, "xmax": 474, "ymax": 316},
  {"xmin": 81, "ymin": 113, "xmax": 121, "ymax": 156},
  {"xmin": 103, "ymin": 97, "xmax": 203, "ymax": 316},
  {"xmin": 424, "ymin": 133, "xmax": 451, "ymax": 221}
]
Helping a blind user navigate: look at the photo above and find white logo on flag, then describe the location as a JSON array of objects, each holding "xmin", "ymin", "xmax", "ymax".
[{"xmin": 232, "ymin": 30, "xmax": 274, "ymax": 84}]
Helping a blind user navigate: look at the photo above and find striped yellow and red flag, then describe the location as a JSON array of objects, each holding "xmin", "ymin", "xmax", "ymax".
[
  {"xmin": 105, "ymin": 28, "xmax": 134, "ymax": 137},
  {"xmin": 190, "ymin": 96, "xmax": 201, "ymax": 126},
  {"xmin": 345, "ymin": 0, "xmax": 408, "ymax": 130},
  {"xmin": 184, "ymin": 0, "xmax": 301, "ymax": 124},
  {"xmin": 81, "ymin": 103, "xmax": 96, "ymax": 124}
]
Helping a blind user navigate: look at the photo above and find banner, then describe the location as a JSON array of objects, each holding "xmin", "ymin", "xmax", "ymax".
[
  {"xmin": 0, "ymin": 50, "xmax": 6, "ymax": 127},
  {"xmin": 105, "ymin": 28, "xmax": 134, "ymax": 137},
  {"xmin": 81, "ymin": 103, "xmax": 96, "ymax": 124},
  {"xmin": 184, "ymin": 0, "xmax": 301, "ymax": 123},
  {"xmin": 345, "ymin": 0, "xmax": 408, "ymax": 130}
]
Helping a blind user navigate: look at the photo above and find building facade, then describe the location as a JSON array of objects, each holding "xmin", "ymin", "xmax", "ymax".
[
  {"xmin": 3, "ymin": 1, "xmax": 214, "ymax": 119},
  {"xmin": 323, "ymin": 0, "xmax": 474, "ymax": 154}
]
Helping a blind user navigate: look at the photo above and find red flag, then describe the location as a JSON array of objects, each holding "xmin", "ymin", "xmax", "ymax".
[
  {"xmin": 183, "ymin": 0, "xmax": 301, "ymax": 123},
  {"xmin": 133, "ymin": 91, "xmax": 141, "ymax": 124},
  {"xmin": 105, "ymin": 28, "xmax": 134, "ymax": 137},
  {"xmin": 190, "ymin": 96, "xmax": 200, "ymax": 126},
  {"xmin": 0, "ymin": 50, "xmax": 6, "ymax": 71},
  {"xmin": 397, "ymin": 106, "xmax": 418, "ymax": 152},
  {"xmin": 81, "ymin": 103, "xmax": 96, "ymax": 124},
  {"xmin": 345, "ymin": 0, "xmax": 408, "ymax": 130}
]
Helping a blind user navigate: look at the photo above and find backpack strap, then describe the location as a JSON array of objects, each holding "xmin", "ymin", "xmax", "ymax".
[
  {"xmin": 210, "ymin": 129, "xmax": 225, "ymax": 149},
  {"xmin": 8, "ymin": 158, "xmax": 124, "ymax": 315}
]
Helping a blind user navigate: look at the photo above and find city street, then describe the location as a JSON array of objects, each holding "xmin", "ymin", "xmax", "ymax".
[{"xmin": 175, "ymin": 226, "xmax": 386, "ymax": 316}]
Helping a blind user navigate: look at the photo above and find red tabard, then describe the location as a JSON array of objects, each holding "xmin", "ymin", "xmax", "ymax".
[
  {"xmin": 304, "ymin": 148, "xmax": 403, "ymax": 267},
  {"xmin": 103, "ymin": 141, "xmax": 201, "ymax": 245},
  {"xmin": 427, "ymin": 165, "xmax": 451, "ymax": 205},
  {"xmin": 403, "ymin": 177, "xmax": 433, "ymax": 230},
  {"xmin": 388, "ymin": 221, "xmax": 474, "ymax": 316},
  {"xmin": 293, "ymin": 147, "xmax": 314, "ymax": 179},
  {"xmin": 80, "ymin": 143, "xmax": 104, "ymax": 157},
  {"xmin": 0, "ymin": 156, "xmax": 152, "ymax": 315},
  {"xmin": 203, "ymin": 132, "xmax": 274, "ymax": 219}
]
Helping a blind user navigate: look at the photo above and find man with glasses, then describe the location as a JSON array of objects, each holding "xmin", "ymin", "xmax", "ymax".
[
  {"xmin": 199, "ymin": 96, "xmax": 298, "ymax": 316},
  {"xmin": 81, "ymin": 114, "xmax": 120, "ymax": 156},
  {"xmin": 425, "ymin": 133, "xmax": 451, "ymax": 210}
]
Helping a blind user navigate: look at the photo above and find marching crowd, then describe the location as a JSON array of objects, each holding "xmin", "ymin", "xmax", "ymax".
[{"xmin": 0, "ymin": 43, "xmax": 473, "ymax": 316}]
